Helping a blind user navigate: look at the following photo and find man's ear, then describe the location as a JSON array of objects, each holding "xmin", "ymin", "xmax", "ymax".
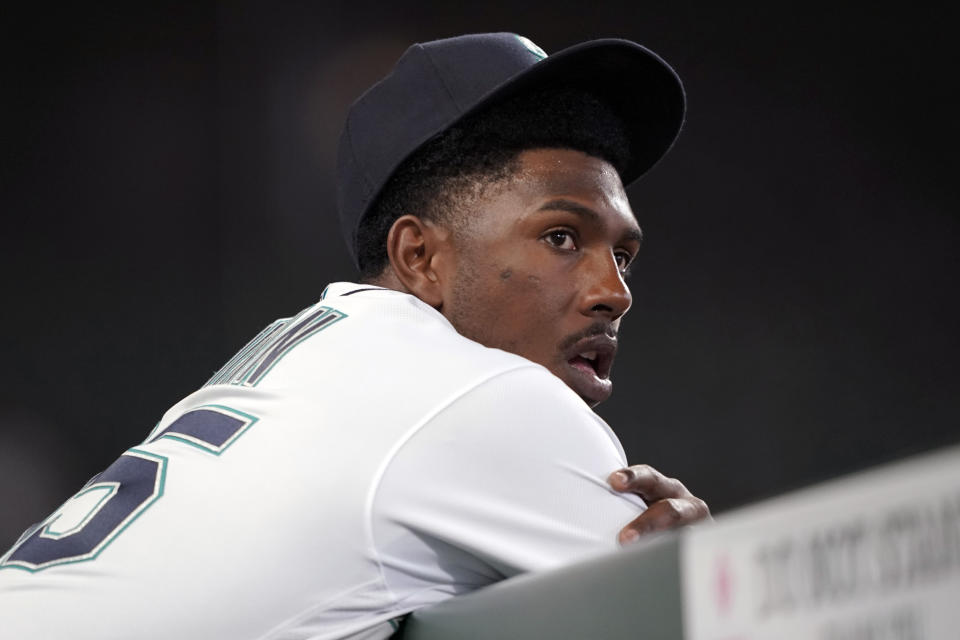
[{"xmin": 386, "ymin": 215, "xmax": 450, "ymax": 308}]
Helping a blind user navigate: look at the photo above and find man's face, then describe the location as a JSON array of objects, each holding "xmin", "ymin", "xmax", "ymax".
[{"xmin": 441, "ymin": 148, "xmax": 641, "ymax": 407}]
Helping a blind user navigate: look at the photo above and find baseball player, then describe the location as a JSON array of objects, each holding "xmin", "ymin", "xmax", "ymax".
[{"xmin": 0, "ymin": 33, "xmax": 708, "ymax": 639}]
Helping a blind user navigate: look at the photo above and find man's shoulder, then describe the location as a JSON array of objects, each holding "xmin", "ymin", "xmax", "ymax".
[
  {"xmin": 314, "ymin": 281, "xmax": 541, "ymax": 373},
  {"xmin": 194, "ymin": 283, "xmax": 558, "ymax": 416},
  {"xmin": 314, "ymin": 282, "xmax": 597, "ymax": 425}
]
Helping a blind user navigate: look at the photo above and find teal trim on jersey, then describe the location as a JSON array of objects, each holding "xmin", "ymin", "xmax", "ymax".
[
  {"xmin": 39, "ymin": 483, "xmax": 119, "ymax": 539},
  {"xmin": 228, "ymin": 306, "xmax": 314, "ymax": 386},
  {"xmin": 237, "ymin": 306, "xmax": 334, "ymax": 386},
  {"xmin": 227, "ymin": 320, "xmax": 288, "ymax": 385},
  {"xmin": 205, "ymin": 318, "xmax": 287, "ymax": 387},
  {"xmin": 516, "ymin": 34, "xmax": 547, "ymax": 59},
  {"xmin": 204, "ymin": 304, "xmax": 348, "ymax": 388},
  {"xmin": 142, "ymin": 419, "xmax": 163, "ymax": 444},
  {"xmin": 241, "ymin": 306, "xmax": 347, "ymax": 387},
  {"xmin": 0, "ymin": 449, "xmax": 167, "ymax": 573},
  {"xmin": 0, "ymin": 524, "xmax": 39, "ymax": 565},
  {"xmin": 152, "ymin": 404, "xmax": 259, "ymax": 456}
]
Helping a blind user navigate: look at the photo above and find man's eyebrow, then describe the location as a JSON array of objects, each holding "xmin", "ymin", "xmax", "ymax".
[{"xmin": 537, "ymin": 198, "xmax": 643, "ymax": 243}]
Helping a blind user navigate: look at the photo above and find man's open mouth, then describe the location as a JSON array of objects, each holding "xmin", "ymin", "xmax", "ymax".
[
  {"xmin": 569, "ymin": 351, "xmax": 601, "ymax": 376},
  {"xmin": 565, "ymin": 337, "xmax": 615, "ymax": 381}
]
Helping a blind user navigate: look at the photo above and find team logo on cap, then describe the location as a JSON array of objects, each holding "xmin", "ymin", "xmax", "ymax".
[{"xmin": 516, "ymin": 35, "xmax": 547, "ymax": 60}]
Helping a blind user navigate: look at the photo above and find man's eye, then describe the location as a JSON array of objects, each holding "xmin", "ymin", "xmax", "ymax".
[
  {"xmin": 545, "ymin": 230, "xmax": 577, "ymax": 250},
  {"xmin": 615, "ymin": 252, "xmax": 633, "ymax": 272}
]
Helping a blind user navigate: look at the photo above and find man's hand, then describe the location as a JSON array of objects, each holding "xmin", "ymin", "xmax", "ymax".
[{"xmin": 608, "ymin": 464, "xmax": 711, "ymax": 545}]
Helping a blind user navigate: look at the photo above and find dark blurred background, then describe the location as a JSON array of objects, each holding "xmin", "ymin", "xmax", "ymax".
[{"xmin": 1, "ymin": 2, "xmax": 957, "ymax": 548}]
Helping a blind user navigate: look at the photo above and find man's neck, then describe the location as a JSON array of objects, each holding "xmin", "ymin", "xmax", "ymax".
[{"xmin": 361, "ymin": 269, "xmax": 406, "ymax": 293}]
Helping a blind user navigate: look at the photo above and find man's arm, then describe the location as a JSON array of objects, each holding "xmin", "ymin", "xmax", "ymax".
[{"xmin": 370, "ymin": 365, "xmax": 706, "ymax": 592}]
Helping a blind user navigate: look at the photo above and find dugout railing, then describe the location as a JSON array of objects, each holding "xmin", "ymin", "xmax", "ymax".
[{"xmin": 401, "ymin": 443, "xmax": 960, "ymax": 639}]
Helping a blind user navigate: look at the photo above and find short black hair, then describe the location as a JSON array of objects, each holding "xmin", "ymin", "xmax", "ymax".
[{"xmin": 355, "ymin": 88, "xmax": 631, "ymax": 279}]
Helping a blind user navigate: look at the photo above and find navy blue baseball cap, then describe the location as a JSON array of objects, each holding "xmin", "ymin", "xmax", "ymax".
[{"xmin": 336, "ymin": 32, "xmax": 685, "ymax": 269}]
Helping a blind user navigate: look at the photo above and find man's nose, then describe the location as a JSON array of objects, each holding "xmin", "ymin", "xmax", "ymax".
[{"xmin": 579, "ymin": 250, "xmax": 632, "ymax": 320}]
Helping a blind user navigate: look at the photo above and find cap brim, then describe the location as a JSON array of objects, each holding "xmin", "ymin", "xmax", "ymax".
[{"xmin": 452, "ymin": 38, "xmax": 686, "ymax": 185}]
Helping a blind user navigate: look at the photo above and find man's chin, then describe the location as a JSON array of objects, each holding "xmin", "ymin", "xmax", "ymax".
[{"xmin": 580, "ymin": 387, "xmax": 612, "ymax": 408}]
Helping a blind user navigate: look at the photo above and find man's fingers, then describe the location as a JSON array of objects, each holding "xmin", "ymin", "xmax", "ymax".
[
  {"xmin": 617, "ymin": 496, "xmax": 711, "ymax": 545},
  {"xmin": 608, "ymin": 464, "xmax": 692, "ymax": 502},
  {"xmin": 609, "ymin": 464, "xmax": 712, "ymax": 544}
]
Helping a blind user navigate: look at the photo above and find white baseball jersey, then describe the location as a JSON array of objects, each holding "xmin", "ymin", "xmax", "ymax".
[{"xmin": 0, "ymin": 282, "xmax": 646, "ymax": 639}]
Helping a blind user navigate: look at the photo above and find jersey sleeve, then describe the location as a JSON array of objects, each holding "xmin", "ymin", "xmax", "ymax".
[{"xmin": 369, "ymin": 365, "xmax": 646, "ymax": 603}]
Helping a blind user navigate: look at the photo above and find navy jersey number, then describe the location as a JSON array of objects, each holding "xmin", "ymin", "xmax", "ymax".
[{"xmin": 0, "ymin": 405, "xmax": 257, "ymax": 572}]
